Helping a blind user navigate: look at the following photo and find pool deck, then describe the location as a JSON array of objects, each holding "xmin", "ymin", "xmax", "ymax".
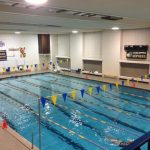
[
  {"xmin": 0, "ymin": 70, "xmax": 149, "ymax": 90},
  {"xmin": 0, "ymin": 123, "xmax": 39, "ymax": 150}
]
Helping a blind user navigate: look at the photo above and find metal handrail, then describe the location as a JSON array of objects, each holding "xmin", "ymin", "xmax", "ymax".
[
  {"xmin": 31, "ymin": 132, "xmax": 34, "ymax": 149},
  {"xmin": 122, "ymin": 131, "xmax": 150, "ymax": 150}
]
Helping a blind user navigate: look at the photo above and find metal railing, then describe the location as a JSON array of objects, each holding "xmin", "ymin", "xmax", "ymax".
[{"xmin": 122, "ymin": 131, "xmax": 150, "ymax": 150}]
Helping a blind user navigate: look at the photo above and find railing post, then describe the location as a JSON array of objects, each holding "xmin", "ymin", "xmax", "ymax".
[
  {"xmin": 38, "ymin": 98, "xmax": 41, "ymax": 150},
  {"xmin": 31, "ymin": 132, "xmax": 34, "ymax": 149},
  {"xmin": 148, "ymin": 139, "xmax": 150, "ymax": 150}
]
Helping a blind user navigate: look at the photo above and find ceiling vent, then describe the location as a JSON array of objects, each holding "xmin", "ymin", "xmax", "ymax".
[
  {"xmin": 101, "ymin": 16, "xmax": 123, "ymax": 21},
  {"xmin": 0, "ymin": 1, "xmax": 124, "ymax": 21}
]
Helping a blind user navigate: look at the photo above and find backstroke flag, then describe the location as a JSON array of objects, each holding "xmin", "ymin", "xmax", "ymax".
[
  {"xmin": 71, "ymin": 90, "xmax": 76, "ymax": 100},
  {"xmin": 81, "ymin": 89, "xmax": 85, "ymax": 98},
  {"xmin": 41, "ymin": 97, "xmax": 46, "ymax": 108},
  {"xmin": 88, "ymin": 87, "xmax": 93, "ymax": 95},
  {"xmin": 96, "ymin": 86, "xmax": 100, "ymax": 94},
  {"xmin": 52, "ymin": 95, "xmax": 57, "ymax": 106},
  {"xmin": 109, "ymin": 84, "xmax": 112, "ymax": 90},
  {"xmin": 103, "ymin": 85, "xmax": 107, "ymax": 92},
  {"xmin": 62, "ymin": 93, "xmax": 67, "ymax": 102},
  {"xmin": 115, "ymin": 82, "xmax": 119, "ymax": 88},
  {"xmin": 122, "ymin": 81, "xmax": 125, "ymax": 86},
  {"xmin": 127, "ymin": 79, "xmax": 130, "ymax": 85}
]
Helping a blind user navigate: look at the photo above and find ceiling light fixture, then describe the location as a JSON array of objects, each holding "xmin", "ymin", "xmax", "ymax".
[
  {"xmin": 72, "ymin": 30, "xmax": 79, "ymax": 34},
  {"xmin": 25, "ymin": 0, "xmax": 48, "ymax": 5},
  {"xmin": 112, "ymin": 27, "xmax": 119, "ymax": 30},
  {"xmin": 15, "ymin": 31, "xmax": 21, "ymax": 34}
]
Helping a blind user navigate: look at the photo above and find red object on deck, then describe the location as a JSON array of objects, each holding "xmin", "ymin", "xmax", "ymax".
[
  {"xmin": 132, "ymin": 82, "xmax": 136, "ymax": 88},
  {"xmin": 2, "ymin": 119, "xmax": 8, "ymax": 129}
]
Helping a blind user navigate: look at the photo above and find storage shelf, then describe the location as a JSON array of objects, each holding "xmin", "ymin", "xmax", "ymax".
[
  {"xmin": 119, "ymin": 60, "xmax": 150, "ymax": 64},
  {"xmin": 82, "ymin": 58, "xmax": 102, "ymax": 61},
  {"xmin": 56, "ymin": 56, "xmax": 70, "ymax": 59}
]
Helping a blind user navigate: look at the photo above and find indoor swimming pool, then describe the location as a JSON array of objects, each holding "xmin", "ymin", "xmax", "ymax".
[{"xmin": 0, "ymin": 73, "xmax": 149, "ymax": 150}]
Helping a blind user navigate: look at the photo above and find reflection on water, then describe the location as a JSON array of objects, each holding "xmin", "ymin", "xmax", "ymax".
[{"xmin": 69, "ymin": 110, "xmax": 82, "ymax": 127}]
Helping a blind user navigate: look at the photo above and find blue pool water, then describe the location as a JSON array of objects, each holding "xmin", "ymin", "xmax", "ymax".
[{"xmin": 0, "ymin": 73, "xmax": 149, "ymax": 150}]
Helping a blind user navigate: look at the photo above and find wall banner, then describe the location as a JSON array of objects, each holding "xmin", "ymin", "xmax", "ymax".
[{"xmin": 0, "ymin": 50, "xmax": 7, "ymax": 61}]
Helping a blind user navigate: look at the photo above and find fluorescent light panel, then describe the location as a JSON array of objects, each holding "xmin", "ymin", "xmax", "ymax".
[
  {"xmin": 25, "ymin": 0, "xmax": 48, "ymax": 5},
  {"xmin": 15, "ymin": 31, "xmax": 21, "ymax": 34},
  {"xmin": 72, "ymin": 30, "xmax": 79, "ymax": 34},
  {"xmin": 112, "ymin": 27, "xmax": 119, "ymax": 30}
]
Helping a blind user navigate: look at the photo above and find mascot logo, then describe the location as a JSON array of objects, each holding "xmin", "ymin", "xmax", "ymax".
[{"xmin": 20, "ymin": 47, "xmax": 26, "ymax": 58}]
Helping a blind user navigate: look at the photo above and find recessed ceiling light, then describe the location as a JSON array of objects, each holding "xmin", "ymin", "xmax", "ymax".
[
  {"xmin": 25, "ymin": 0, "xmax": 48, "ymax": 5},
  {"xmin": 72, "ymin": 30, "xmax": 79, "ymax": 34},
  {"xmin": 112, "ymin": 27, "xmax": 119, "ymax": 30},
  {"xmin": 15, "ymin": 31, "xmax": 21, "ymax": 34}
]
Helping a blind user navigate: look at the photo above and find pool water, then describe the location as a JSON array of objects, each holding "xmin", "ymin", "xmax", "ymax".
[{"xmin": 0, "ymin": 73, "xmax": 149, "ymax": 150}]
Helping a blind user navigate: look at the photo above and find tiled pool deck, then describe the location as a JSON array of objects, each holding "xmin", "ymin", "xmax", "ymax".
[{"xmin": 0, "ymin": 122, "xmax": 38, "ymax": 150}]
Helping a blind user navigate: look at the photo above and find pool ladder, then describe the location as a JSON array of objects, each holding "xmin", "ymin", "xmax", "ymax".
[{"xmin": 122, "ymin": 131, "xmax": 150, "ymax": 150}]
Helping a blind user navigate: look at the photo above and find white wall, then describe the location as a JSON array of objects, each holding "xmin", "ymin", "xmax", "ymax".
[
  {"xmin": 121, "ymin": 29, "xmax": 150, "ymax": 60},
  {"xmin": 0, "ymin": 34, "xmax": 39, "ymax": 67},
  {"xmin": 83, "ymin": 32, "xmax": 102, "ymax": 59},
  {"xmin": 58, "ymin": 34, "xmax": 70, "ymax": 57},
  {"xmin": 102, "ymin": 30, "xmax": 121, "ymax": 76},
  {"xmin": 50, "ymin": 34, "xmax": 58, "ymax": 64},
  {"xmin": 70, "ymin": 33, "xmax": 83, "ymax": 69}
]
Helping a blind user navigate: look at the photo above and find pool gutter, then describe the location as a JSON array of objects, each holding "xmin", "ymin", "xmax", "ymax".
[{"xmin": 0, "ymin": 70, "xmax": 149, "ymax": 91}]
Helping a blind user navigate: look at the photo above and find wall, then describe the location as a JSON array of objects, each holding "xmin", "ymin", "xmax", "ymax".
[
  {"xmin": 58, "ymin": 34, "xmax": 70, "ymax": 57},
  {"xmin": 121, "ymin": 29, "xmax": 150, "ymax": 61},
  {"xmin": 50, "ymin": 34, "xmax": 58, "ymax": 64},
  {"xmin": 70, "ymin": 33, "xmax": 83, "ymax": 69},
  {"xmin": 0, "ymin": 34, "xmax": 39, "ymax": 67},
  {"xmin": 102, "ymin": 30, "xmax": 121, "ymax": 76},
  {"xmin": 1, "ymin": 29, "xmax": 149, "ymax": 76},
  {"xmin": 83, "ymin": 32, "xmax": 101, "ymax": 59}
]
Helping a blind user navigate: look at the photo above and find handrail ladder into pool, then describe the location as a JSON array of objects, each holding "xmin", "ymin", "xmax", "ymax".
[
  {"xmin": 121, "ymin": 131, "xmax": 150, "ymax": 150},
  {"xmin": 1, "ymin": 81, "xmax": 149, "ymax": 134}
]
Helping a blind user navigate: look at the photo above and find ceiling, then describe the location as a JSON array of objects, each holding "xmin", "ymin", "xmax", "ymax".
[{"xmin": 0, "ymin": 0, "xmax": 150, "ymax": 34}]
